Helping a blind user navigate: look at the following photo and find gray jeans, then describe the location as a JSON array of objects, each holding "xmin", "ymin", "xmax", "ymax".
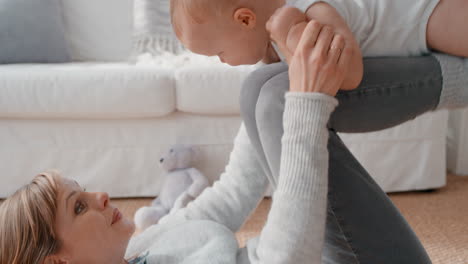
[{"xmin": 240, "ymin": 56, "xmax": 442, "ymax": 263}]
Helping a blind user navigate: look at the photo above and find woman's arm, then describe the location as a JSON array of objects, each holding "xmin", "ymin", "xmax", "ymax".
[
  {"xmin": 158, "ymin": 124, "xmax": 269, "ymax": 232},
  {"xmin": 250, "ymin": 93, "xmax": 337, "ymax": 264},
  {"xmin": 250, "ymin": 21, "xmax": 352, "ymax": 263}
]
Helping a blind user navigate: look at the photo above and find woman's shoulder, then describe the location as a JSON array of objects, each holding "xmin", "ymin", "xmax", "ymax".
[{"xmin": 127, "ymin": 220, "xmax": 240, "ymax": 263}]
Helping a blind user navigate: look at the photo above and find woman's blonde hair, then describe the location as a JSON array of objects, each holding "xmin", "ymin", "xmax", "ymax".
[{"xmin": 0, "ymin": 170, "xmax": 62, "ymax": 264}]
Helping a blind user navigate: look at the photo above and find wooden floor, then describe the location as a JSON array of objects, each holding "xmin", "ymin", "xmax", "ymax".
[{"xmin": 113, "ymin": 174, "xmax": 468, "ymax": 264}]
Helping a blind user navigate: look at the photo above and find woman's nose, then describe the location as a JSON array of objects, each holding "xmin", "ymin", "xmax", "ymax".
[{"xmin": 96, "ymin": 192, "xmax": 109, "ymax": 210}]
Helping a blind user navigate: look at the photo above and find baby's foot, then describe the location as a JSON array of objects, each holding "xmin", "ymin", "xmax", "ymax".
[{"xmin": 266, "ymin": 6, "xmax": 309, "ymax": 62}]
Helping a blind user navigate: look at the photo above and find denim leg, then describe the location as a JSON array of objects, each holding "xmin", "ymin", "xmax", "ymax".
[
  {"xmin": 326, "ymin": 131, "xmax": 431, "ymax": 263},
  {"xmin": 240, "ymin": 61, "xmax": 289, "ymax": 182},
  {"xmin": 255, "ymin": 70, "xmax": 289, "ymax": 188},
  {"xmin": 332, "ymin": 56, "xmax": 443, "ymax": 132},
  {"xmin": 245, "ymin": 78, "xmax": 433, "ymax": 263},
  {"xmin": 240, "ymin": 56, "xmax": 440, "ymax": 263},
  {"xmin": 242, "ymin": 67, "xmax": 360, "ymax": 264},
  {"xmin": 252, "ymin": 56, "xmax": 443, "ymax": 182}
]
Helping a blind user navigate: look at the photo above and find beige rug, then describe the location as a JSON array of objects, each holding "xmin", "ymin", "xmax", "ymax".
[
  {"xmin": 113, "ymin": 174, "xmax": 468, "ymax": 264},
  {"xmin": 389, "ymin": 174, "xmax": 468, "ymax": 264}
]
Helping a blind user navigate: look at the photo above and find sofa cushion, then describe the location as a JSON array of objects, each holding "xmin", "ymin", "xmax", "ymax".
[
  {"xmin": 0, "ymin": 63, "xmax": 175, "ymax": 118},
  {"xmin": 175, "ymin": 61, "xmax": 256, "ymax": 115},
  {"xmin": 0, "ymin": 0, "xmax": 70, "ymax": 64},
  {"xmin": 135, "ymin": 51, "xmax": 258, "ymax": 115},
  {"xmin": 133, "ymin": 0, "xmax": 185, "ymax": 57}
]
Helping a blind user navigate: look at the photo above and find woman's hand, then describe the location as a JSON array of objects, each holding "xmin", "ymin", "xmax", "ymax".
[{"xmin": 288, "ymin": 21, "xmax": 352, "ymax": 96}]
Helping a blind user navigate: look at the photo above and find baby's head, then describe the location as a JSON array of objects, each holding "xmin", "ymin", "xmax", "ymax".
[{"xmin": 170, "ymin": 0, "xmax": 284, "ymax": 66}]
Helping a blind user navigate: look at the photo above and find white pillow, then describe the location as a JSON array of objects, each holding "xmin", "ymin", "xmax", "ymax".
[
  {"xmin": 61, "ymin": 0, "xmax": 133, "ymax": 62},
  {"xmin": 133, "ymin": 0, "xmax": 185, "ymax": 57}
]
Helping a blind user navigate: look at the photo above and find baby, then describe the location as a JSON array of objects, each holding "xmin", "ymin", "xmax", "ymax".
[{"xmin": 169, "ymin": 0, "xmax": 468, "ymax": 90}]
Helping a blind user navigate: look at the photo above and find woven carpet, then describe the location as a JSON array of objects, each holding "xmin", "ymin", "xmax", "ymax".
[{"xmin": 113, "ymin": 174, "xmax": 468, "ymax": 264}]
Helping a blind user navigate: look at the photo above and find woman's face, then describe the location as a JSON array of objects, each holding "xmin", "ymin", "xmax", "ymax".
[{"xmin": 48, "ymin": 177, "xmax": 135, "ymax": 263}]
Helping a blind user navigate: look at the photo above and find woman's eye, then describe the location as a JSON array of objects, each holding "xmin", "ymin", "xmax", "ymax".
[{"xmin": 74, "ymin": 201, "xmax": 87, "ymax": 215}]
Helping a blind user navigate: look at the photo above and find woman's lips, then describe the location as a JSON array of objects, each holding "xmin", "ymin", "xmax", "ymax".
[{"xmin": 112, "ymin": 208, "xmax": 122, "ymax": 225}]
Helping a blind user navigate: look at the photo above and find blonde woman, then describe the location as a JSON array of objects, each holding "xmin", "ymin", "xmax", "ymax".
[
  {"xmin": 2, "ymin": 22, "xmax": 350, "ymax": 263},
  {"xmin": 1, "ymin": 20, "xmax": 467, "ymax": 263}
]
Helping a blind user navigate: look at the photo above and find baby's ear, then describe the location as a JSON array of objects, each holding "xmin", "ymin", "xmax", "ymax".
[{"xmin": 233, "ymin": 8, "xmax": 256, "ymax": 28}]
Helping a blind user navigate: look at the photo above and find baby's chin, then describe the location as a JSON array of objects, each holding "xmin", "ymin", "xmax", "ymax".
[
  {"xmin": 228, "ymin": 56, "xmax": 264, "ymax": 66},
  {"xmin": 227, "ymin": 61, "xmax": 253, "ymax": 66}
]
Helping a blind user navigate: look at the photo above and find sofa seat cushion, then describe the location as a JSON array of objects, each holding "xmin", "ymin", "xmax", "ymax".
[
  {"xmin": 0, "ymin": 62, "xmax": 175, "ymax": 119},
  {"xmin": 175, "ymin": 63, "xmax": 256, "ymax": 115},
  {"xmin": 133, "ymin": 51, "xmax": 259, "ymax": 115}
]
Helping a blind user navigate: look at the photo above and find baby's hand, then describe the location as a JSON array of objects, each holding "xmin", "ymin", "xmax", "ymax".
[{"xmin": 266, "ymin": 6, "xmax": 311, "ymax": 63}]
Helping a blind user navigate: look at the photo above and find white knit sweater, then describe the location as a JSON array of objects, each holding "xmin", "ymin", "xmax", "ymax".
[{"xmin": 125, "ymin": 92, "xmax": 338, "ymax": 263}]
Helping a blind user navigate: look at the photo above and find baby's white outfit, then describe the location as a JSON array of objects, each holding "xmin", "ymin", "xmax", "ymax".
[{"xmin": 273, "ymin": 0, "xmax": 440, "ymax": 57}]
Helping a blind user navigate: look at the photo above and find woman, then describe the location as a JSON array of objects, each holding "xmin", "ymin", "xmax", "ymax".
[
  {"xmin": 1, "ymin": 21, "xmax": 467, "ymax": 263},
  {"xmin": 0, "ymin": 21, "xmax": 347, "ymax": 264}
]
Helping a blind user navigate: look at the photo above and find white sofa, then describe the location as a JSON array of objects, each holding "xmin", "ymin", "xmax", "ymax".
[
  {"xmin": 0, "ymin": 0, "xmax": 450, "ymax": 198},
  {"xmin": 447, "ymin": 108, "xmax": 468, "ymax": 176}
]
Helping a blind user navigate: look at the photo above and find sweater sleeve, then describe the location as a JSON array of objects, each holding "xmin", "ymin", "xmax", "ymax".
[
  {"xmin": 248, "ymin": 92, "xmax": 338, "ymax": 264},
  {"xmin": 158, "ymin": 123, "xmax": 269, "ymax": 232}
]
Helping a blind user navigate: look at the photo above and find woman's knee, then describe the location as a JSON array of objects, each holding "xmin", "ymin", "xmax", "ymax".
[
  {"xmin": 255, "ymin": 71, "xmax": 290, "ymax": 134},
  {"xmin": 239, "ymin": 62, "xmax": 288, "ymax": 123}
]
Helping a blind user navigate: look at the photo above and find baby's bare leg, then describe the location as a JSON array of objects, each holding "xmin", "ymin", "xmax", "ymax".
[{"xmin": 427, "ymin": 0, "xmax": 468, "ymax": 57}]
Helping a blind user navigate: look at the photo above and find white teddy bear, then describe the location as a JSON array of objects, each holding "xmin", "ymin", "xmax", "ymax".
[{"xmin": 134, "ymin": 144, "xmax": 210, "ymax": 231}]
